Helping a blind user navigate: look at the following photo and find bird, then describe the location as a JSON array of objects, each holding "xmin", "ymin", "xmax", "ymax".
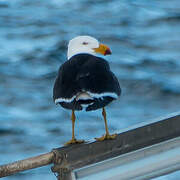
[{"xmin": 53, "ymin": 35, "xmax": 121, "ymax": 145}]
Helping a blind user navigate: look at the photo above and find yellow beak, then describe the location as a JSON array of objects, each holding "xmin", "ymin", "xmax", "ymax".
[{"xmin": 94, "ymin": 43, "xmax": 112, "ymax": 56}]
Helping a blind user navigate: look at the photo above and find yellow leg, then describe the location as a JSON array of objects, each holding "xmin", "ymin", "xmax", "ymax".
[
  {"xmin": 95, "ymin": 107, "xmax": 117, "ymax": 141},
  {"xmin": 64, "ymin": 110, "xmax": 84, "ymax": 146}
]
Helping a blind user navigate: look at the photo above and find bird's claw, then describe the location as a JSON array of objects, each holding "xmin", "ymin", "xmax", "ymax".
[
  {"xmin": 64, "ymin": 138, "xmax": 85, "ymax": 146},
  {"xmin": 95, "ymin": 133, "xmax": 117, "ymax": 141}
]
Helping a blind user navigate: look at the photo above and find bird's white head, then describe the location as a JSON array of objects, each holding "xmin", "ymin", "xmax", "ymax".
[{"xmin": 67, "ymin": 35, "xmax": 111, "ymax": 59}]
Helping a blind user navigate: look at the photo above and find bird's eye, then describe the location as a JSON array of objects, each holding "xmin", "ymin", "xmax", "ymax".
[{"xmin": 82, "ymin": 42, "xmax": 88, "ymax": 45}]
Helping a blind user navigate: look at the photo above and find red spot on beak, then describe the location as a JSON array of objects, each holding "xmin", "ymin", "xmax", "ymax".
[{"xmin": 104, "ymin": 48, "xmax": 112, "ymax": 56}]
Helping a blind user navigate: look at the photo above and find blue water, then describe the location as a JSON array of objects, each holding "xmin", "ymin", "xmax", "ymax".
[{"xmin": 0, "ymin": 0, "xmax": 180, "ymax": 179}]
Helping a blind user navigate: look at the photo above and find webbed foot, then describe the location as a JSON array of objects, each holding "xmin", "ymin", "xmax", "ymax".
[
  {"xmin": 64, "ymin": 138, "xmax": 85, "ymax": 146},
  {"xmin": 95, "ymin": 133, "xmax": 117, "ymax": 141}
]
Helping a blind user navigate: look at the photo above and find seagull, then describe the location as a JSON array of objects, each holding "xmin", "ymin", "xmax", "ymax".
[{"xmin": 53, "ymin": 35, "xmax": 121, "ymax": 145}]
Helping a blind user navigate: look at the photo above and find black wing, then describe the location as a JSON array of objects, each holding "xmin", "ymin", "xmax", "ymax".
[
  {"xmin": 53, "ymin": 53, "xmax": 121, "ymax": 104},
  {"xmin": 76, "ymin": 55, "xmax": 121, "ymax": 96}
]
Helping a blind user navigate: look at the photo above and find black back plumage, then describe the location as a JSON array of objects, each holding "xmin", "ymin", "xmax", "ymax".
[{"xmin": 53, "ymin": 53, "xmax": 121, "ymax": 111}]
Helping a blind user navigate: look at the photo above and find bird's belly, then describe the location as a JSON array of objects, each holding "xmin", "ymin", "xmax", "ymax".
[
  {"xmin": 76, "ymin": 92, "xmax": 93, "ymax": 101},
  {"xmin": 76, "ymin": 92, "xmax": 94, "ymax": 109}
]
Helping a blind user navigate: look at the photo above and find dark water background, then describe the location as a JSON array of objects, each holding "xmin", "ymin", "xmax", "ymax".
[{"xmin": 0, "ymin": 0, "xmax": 180, "ymax": 179}]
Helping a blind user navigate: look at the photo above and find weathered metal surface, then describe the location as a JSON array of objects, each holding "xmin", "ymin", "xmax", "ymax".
[
  {"xmin": 51, "ymin": 112, "xmax": 180, "ymax": 179},
  {"xmin": 0, "ymin": 112, "xmax": 180, "ymax": 179},
  {"xmin": 74, "ymin": 137, "xmax": 180, "ymax": 180},
  {"xmin": 0, "ymin": 152, "xmax": 54, "ymax": 178}
]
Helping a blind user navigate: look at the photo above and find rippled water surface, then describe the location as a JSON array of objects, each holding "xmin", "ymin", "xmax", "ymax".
[{"xmin": 0, "ymin": 0, "xmax": 180, "ymax": 179}]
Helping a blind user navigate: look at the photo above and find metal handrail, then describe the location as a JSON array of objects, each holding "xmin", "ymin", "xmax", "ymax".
[{"xmin": 0, "ymin": 111, "xmax": 180, "ymax": 179}]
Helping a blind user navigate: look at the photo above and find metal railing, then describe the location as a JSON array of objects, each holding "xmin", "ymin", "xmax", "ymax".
[{"xmin": 0, "ymin": 111, "xmax": 180, "ymax": 179}]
